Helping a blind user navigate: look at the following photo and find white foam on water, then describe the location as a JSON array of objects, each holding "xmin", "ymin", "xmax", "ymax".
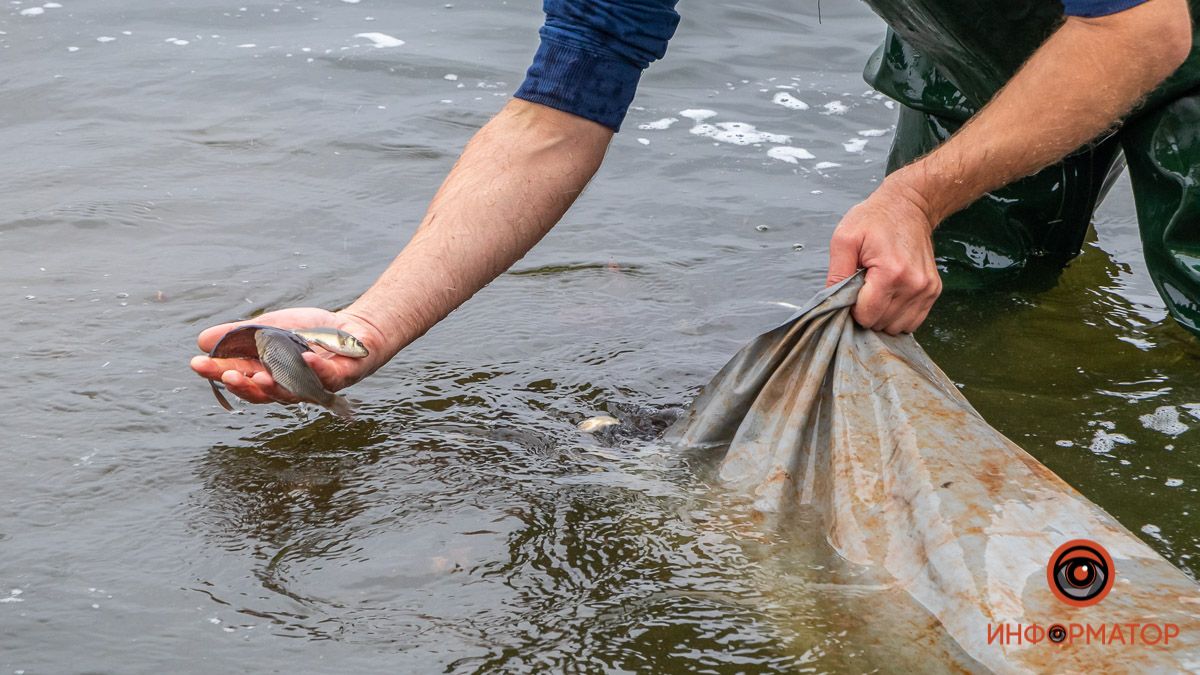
[
  {"xmin": 66, "ymin": 45, "xmax": 78, "ymax": 52},
  {"xmin": 19, "ymin": 6, "xmax": 43, "ymax": 15},
  {"xmin": 843, "ymin": 138, "xmax": 868, "ymax": 153},
  {"xmin": 341, "ymin": 0, "xmax": 361, "ymax": 3},
  {"xmin": 1167, "ymin": 478, "xmax": 1184, "ymax": 487},
  {"xmin": 1142, "ymin": 523, "xmax": 1163, "ymax": 539},
  {"xmin": 857, "ymin": 128, "xmax": 889, "ymax": 137},
  {"xmin": 0, "ymin": 589, "xmax": 22, "ymax": 603},
  {"xmin": 637, "ymin": 138, "xmax": 650, "ymax": 146},
  {"xmin": 772, "ymin": 92, "xmax": 809, "ymax": 110},
  {"xmin": 1139, "ymin": 405, "xmax": 1189, "ymax": 436},
  {"xmin": 767, "ymin": 146, "xmax": 814, "ymax": 164},
  {"xmin": 821, "ymin": 100, "xmax": 848, "ymax": 115},
  {"xmin": 1088, "ymin": 429, "xmax": 1134, "ymax": 454},
  {"xmin": 1055, "ymin": 440, "xmax": 1074, "ymax": 447},
  {"xmin": 236, "ymin": 43, "xmax": 255, "ymax": 48},
  {"xmin": 1182, "ymin": 403, "xmax": 1200, "ymax": 420},
  {"xmin": 165, "ymin": 37, "xmax": 189, "ymax": 45},
  {"xmin": 637, "ymin": 117, "xmax": 677, "ymax": 130},
  {"xmin": 43, "ymin": 2, "xmax": 61, "ymax": 7},
  {"xmin": 690, "ymin": 121, "xmax": 789, "ymax": 146},
  {"xmin": 814, "ymin": 161, "xmax": 840, "ymax": 170},
  {"xmin": 354, "ymin": 32, "xmax": 403, "ymax": 48},
  {"xmin": 443, "ymin": 73, "xmax": 457, "ymax": 81},
  {"xmin": 679, "ymin": 108, "xmax": 716, "ymax": 122},
  {"xmin": 883, "ymin": 100, "xmax": 896, "ymax": 109},
  {"xmin": 96, "ymin": 36, "xmax": 115, "ymax": 42}
]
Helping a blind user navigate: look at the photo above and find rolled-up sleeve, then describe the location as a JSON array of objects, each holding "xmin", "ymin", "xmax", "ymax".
[
  {"xmin": 514, "ymin": 0, "xmax": 680, "ymax": 131},
  {"xmin": 1062, "ymin": 0, "xmax": 1149, "ymax": 18}
]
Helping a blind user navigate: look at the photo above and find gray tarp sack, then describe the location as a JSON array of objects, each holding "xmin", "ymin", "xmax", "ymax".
[{"xmin": 666, "ymin": 274, "xmax": 1200, "ymax": 673}]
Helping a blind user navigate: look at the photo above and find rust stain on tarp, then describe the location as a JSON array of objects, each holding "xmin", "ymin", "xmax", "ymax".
[{"xmin": 666, "ymin": 274, "xmax": 1200, "ymax": 673}]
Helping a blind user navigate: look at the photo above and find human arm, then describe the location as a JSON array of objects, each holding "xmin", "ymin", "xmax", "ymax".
[
  {"xmin": 190, "ymin": 99, "xmax": 613, "ymax": 403},
  {"xmin": 192, "ymin": 0, "xmax": 681, "ymax": 406},
  {"xmin": 826, "ymin": 0, "xmax": 1193, "ymax": 334}
]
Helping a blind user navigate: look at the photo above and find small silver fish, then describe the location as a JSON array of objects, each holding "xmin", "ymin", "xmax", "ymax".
[
  {"xmin": 290, "ymin": 327, "xmax": 369, "ymax": 358},
  {"xmin": 207, "ymin": 324, "xmax": 364, "ymax": 418},
  {"xmin": 578, "ymin": 415, "xmax": 620, "ymax": 432},
  {"xmin": 255, "ymin": 328, "xmax": 354, "ymax": 418}
]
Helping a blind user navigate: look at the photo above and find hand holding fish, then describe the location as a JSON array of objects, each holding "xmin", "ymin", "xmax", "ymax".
[{"xmin": 190, "ymin": 307, "xmax": 386, "ymax": 407}]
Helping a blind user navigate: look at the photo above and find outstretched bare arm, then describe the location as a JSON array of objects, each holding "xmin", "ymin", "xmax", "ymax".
[{"xmin": 191, "ymin": 99, "xmax": 613, "ymax": 404}]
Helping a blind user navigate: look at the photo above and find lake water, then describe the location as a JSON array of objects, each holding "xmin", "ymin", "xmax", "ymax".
[{"xmin": 2, "ymin": 0, "xmax": 1198, "ymax": 672}]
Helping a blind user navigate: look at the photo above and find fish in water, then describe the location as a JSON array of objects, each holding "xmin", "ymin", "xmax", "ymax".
[
  {"xmin": 577, "ymin": 415, "xmax": 620, "ymax": 432},
  {"xmin": 206, "ymin": 324, "xmax": 365, "ymax": 418}
]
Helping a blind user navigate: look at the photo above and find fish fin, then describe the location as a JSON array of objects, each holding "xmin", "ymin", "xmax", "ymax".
[
  {"xmin": 210, "ymin": 380, "xmax": 236, "ymax": 412},
  {"xmin": 328, "ymin": 394, "xmax": 354, "ymax": 420}
]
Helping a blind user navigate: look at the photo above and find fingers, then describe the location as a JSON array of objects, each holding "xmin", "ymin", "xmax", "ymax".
[
  {"xmin": 825, "ymin": 228, "xmax": 862, "ymax": 287},
  {"xmin": 191, "ymin": 354, "xmax": 301, "ymax": 405},
  {"xmin": 850, "ymin": 268, "xmax": 896, "ymax": 330},
  {"xmin": 854, "ymin": 266, "xmax": 942, "ymax": 335},
  {"xmin": 884, "ymin": 282, "xmax": 940, "ymax": 335},
  {"xmin": 215, "ymin": 370, "xmax": 301, "ymax": 405},
  {"xmin": 190, "ymin": 355, "xmax": 262, "ymax": 380},
  {"xmin": 220, "ymin": 370, "xmax": 276, "ymax": 404}
]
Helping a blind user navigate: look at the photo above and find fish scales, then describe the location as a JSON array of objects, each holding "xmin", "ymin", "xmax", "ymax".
[{"xmin": 255, "ymin": 329, "xmax": 329, "ymax": 403}]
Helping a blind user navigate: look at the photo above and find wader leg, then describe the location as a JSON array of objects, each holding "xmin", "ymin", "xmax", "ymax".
[
  {"xmin": 1120, "ymin": 94, "xmax": 1200, "ymax": 338},
  {"xmin": 887, "ymin": 104, "xmax": 1125, "ymax": 290}
]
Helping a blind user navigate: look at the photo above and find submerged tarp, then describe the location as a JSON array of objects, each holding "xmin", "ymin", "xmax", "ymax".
[{"xmin": 667, "ymin": 274, "xmax": 1200, "ymax": 673}]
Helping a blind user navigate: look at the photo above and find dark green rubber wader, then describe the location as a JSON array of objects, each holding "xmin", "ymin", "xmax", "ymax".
[{"xmin": 859, "ymin": 1, "xmax": 1200, "ymax": 338}]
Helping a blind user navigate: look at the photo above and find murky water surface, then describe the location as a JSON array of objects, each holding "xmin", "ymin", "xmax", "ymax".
[{"xmin": 2, "ymin": 0, "xmax": 1198, "ymax": 672}]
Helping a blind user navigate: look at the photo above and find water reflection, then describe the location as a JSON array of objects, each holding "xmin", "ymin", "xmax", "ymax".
[{"xmin": 186, "ymin": 356, "xmax": 958, "ymax": 672}]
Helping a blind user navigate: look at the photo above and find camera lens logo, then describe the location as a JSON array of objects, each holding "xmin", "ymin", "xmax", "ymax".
[{"xmin": 1047, "ymin": 539, "xmax": 1114, "ymax": 607}]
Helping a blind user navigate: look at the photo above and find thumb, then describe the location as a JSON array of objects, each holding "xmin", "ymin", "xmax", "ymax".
[{"xmin": 825, "ymin": 229, "xmax": 861, "ymax": 288}]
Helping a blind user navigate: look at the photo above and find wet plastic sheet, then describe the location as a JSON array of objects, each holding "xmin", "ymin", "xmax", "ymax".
[{"xmin": 667, "ymin": 275, "xmax": 1200, "ymax": 673}]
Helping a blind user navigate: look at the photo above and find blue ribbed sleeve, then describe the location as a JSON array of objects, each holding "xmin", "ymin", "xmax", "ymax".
[
  {"xmin": 1062, "ymin": 0, "xmax": 1149, "ymax": 17},
  {"xmin": 514, "ymin": 0, "xmax": 681, "ymax": 131}
]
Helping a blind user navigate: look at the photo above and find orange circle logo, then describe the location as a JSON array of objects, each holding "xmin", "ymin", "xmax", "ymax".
[{"xmin": 1047, "ymin": 539, "xmax": 1114, "ymax": 607}]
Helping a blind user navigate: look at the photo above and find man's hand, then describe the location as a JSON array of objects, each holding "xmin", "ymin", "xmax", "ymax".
[
  {"xmin": 190, "ymin": 308, "xmax": 387, "ymax": 405},
  {"xmin": 826, "ymin": 0, "xmax": 1190, "ymax": 334},
  {"xmin": 826, "ymin": 182, "xmax": 941, "ymax": 335}
]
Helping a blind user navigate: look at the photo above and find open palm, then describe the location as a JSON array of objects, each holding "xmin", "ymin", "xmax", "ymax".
[{"xmin": 190, "ymin": 307, "xmax": 387, "ymax": 406}]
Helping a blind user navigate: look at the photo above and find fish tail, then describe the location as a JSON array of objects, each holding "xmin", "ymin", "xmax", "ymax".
[{"xmin": 327, "ymin": 394, "xmax": 355, "ymax": 420}]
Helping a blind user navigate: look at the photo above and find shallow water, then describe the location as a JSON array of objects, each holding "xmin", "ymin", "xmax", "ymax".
[{"xmin": 2, "ymin": 0, "xmax": 1197, "ymax": 672}]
